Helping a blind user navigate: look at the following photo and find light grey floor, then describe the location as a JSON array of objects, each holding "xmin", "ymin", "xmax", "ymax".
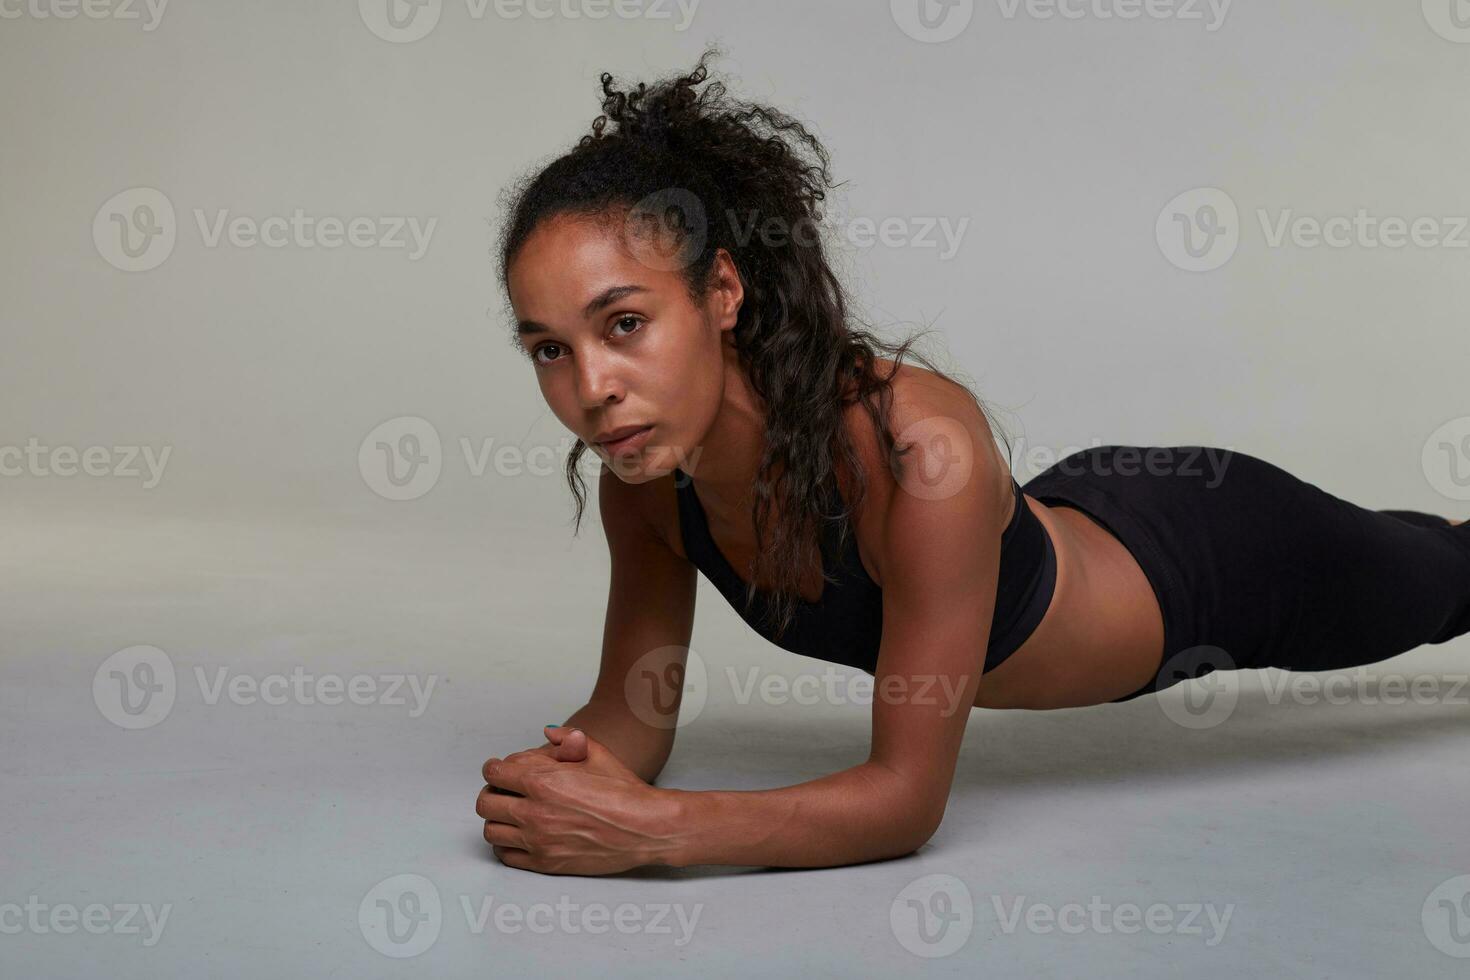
[{"xmin": 4, "ymin": 506, "xmax": 1469, "ymax": 979}]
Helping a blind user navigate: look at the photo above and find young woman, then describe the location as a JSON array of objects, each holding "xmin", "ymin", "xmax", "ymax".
[{"xmin": 475, "ymin": 50, "xmax": 1470, "ymax": 876}]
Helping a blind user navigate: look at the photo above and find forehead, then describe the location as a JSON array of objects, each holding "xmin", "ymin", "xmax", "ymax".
[{"xmin": 508, "ymin": 213, "xmax": 688, "ymax": 315}]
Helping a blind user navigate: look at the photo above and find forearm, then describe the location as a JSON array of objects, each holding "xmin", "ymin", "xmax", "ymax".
[
  {"xmin": 655, "ymin": 762, "xmax": 939, "ymax": 869},
  {"xmin": 559, "ymin": 699, "xmax": 674, "ymax": 785}
]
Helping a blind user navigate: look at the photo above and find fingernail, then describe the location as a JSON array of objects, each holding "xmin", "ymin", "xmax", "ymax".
[{"xmin": 544, "ymin": 723, "xmax": 560, "ymax": 730}]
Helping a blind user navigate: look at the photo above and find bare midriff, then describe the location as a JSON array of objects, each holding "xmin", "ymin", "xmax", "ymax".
[{"xmin": 968, "ymin": 493, "xmax": 1165, "ymax": 709}]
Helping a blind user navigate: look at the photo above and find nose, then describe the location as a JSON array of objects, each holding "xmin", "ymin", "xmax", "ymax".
[{"xmin": 574, "ymin": 347, "xmax": 624, "ymax": 411}]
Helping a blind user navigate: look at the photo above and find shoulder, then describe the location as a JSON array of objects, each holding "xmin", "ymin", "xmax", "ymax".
[{"xmin": 836, "ymin": 359, "xmax": 1013, "ymax": 588}]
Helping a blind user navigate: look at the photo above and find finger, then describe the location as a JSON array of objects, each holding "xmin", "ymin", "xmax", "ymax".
[
  {"xmin": 492, "ymin": 844, "xmax": 535, "ymax": 871},
  {"xmin": 481, "ymin": 756, "xmax": 502, "ymax": 783},
  {"xmin": 554, "ymin": 728, "xmax": 589, "ymax": 763},
  {"xmin": 483, "ymin": 820, "xmax": 530, "ymax": 850},
  {"xmin": 483, "ymin": 756, "xmax": 551, "ymax": 797},
  {"xmin": 504, "ymin": 746, "xmax": 556, "ymax": 766},
  {"xmin": 475, "ymin": 784, "xmax": 526, "ymax": 822}
]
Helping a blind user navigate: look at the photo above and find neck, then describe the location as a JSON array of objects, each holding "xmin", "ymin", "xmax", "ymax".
[{"xmin": 678, "ymin": 340, "xmax": 772, "ymax": 526}]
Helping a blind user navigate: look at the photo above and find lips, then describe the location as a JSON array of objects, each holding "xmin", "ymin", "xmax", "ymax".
[{"xmin": 594, "ymin": 424, "xmax": 654, "ymax": 453}]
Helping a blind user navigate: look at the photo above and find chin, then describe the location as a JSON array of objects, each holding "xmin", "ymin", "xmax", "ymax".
[{"xmin": 606, "ymin": 446, "xmax": 677, "ymax": 482}]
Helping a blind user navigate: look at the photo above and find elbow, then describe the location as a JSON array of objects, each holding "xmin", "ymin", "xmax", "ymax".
[
  {"xmin": 896, "ymin": 806, "xmax": 945, "ymax": 855},
  {"xmin": 863, "ymin": 763, "xmax": 948, "ymax": 854}
]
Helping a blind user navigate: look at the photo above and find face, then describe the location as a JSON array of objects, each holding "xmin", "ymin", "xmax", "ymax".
[{"xmin": 507, "ymin": 212, "xmax": 743, "ymax": 483}]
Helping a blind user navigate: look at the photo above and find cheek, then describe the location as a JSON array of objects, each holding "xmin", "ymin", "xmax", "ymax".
[{"xmin": 534, "ymin": 371, "xmax": 578, "ymax": 427}]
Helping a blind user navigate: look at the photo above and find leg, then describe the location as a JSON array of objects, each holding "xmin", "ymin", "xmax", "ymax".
[
  {"xmin": 1272, "ymin": 493, "xmax": 1470, "ymax": 672},
  {"xmin": 1379, "ymin": 509, "xmax": 1452, "ymax": 529}
]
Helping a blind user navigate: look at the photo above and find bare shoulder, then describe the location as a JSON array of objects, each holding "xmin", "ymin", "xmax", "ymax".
[{"xmin": 837, "ymin": 358, "xmax": 1012, "ymax": 588}]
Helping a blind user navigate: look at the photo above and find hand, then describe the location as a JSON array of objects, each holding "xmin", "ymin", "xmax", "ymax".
[
  {"xmin": 484, "ymin": 725, "xmax": 645, "ymax": 798},
  {"xmin": 476, "ymin": 733, "xmax": 679, "ymax": 875}
]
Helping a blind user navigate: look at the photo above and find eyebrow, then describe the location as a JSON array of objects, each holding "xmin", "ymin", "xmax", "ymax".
[{"xmin": 515, "ymin": 283, "xmax": 650, "ymax": 337}]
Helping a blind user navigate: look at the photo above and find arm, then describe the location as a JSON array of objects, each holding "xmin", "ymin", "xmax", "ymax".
[
  {"xmin": 654, "ymin": 397, "xmax": 1007, "ymax": 868},
  {"xmin": 559, "ymin": 466, "xmax": 699, "ymax": 785}
]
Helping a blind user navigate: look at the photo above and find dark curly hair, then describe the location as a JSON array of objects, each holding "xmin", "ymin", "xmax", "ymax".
[{"xmin": 496, "ymin": 46, "xmax": 1014, "ymax": 640}]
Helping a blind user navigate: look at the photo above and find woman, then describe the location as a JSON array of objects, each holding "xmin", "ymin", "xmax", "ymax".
[{"xmin": 475, "ymin": 49, "xmax": 1470, "ymax": 876}]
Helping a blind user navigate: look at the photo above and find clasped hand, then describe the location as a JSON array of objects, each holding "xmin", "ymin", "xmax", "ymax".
[{"xmin": 476, "ymin": 726, "xmax": 678, "ymax": 875}]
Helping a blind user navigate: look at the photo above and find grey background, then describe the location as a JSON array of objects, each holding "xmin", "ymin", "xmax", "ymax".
[{"xmin": 3, "ymin": 0, "xmax": 1469, "ymax": 976}]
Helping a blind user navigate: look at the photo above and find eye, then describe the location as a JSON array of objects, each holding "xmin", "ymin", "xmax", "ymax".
[
  {"xmin": 531, "ymin": 343, "xmax": 564, "ymax": 366},
  {"xmin": 611, "ymin": 314, "xmax": 644, "ymax": 337},
  {"xmin": 529, "ymin": 316, "xmax": 644, "ymax": 367}
]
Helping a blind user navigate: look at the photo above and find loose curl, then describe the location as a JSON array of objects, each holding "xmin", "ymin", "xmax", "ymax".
[{"xmin": 496, "ymin": 46, "xmax": 1014, "ymax": 640}]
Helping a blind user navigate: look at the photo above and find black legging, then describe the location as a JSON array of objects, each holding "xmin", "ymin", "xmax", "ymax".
[{"xmin": 1022, "ymin": 445, "xmax": 1470, "ymax": 701}]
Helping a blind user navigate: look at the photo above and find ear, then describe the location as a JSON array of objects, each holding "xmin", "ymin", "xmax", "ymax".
[{"xmin": 706, "ymin": 248, "xmax": 744, "ymax": 333}]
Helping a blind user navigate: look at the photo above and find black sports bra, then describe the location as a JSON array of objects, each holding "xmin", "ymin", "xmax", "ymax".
[{"xmin": 672, "ymin": 469, "xmax": 1057, "ymax": 675}]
